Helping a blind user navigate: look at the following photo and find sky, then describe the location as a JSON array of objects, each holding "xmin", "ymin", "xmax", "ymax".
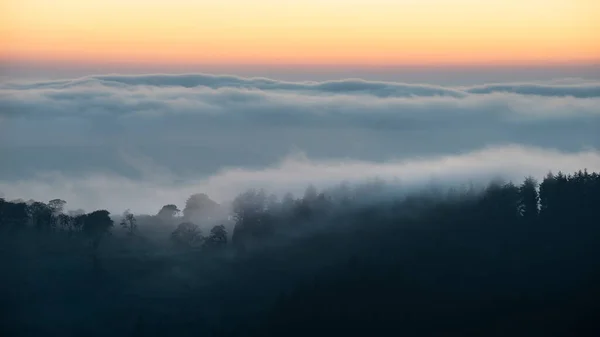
[{"xmin": 2, "ymin": 0, "xmax": 599, "ymax": 69}]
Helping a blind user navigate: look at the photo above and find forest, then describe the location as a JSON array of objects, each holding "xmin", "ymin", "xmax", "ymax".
[{"xmin": 1, "ymin": 170, "xmax": 600, "ymax": 337}]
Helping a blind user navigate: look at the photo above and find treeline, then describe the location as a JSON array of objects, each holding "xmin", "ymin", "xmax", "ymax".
[
  {"xmin": 1, "ymin": 170, "xmax": 600, "ymax": 253},
  {"xmin": 230, "ymin": 170, "xmax": 600, "ymax": 250},
  {"xmin": 0, "ymin": 193, "xmax": 229, "ymax": 254}
]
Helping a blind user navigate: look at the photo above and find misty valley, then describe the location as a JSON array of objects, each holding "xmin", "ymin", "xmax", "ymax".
[{"xmin": 1, "ymin": 171, "xmax": 599, "ymax": 337}]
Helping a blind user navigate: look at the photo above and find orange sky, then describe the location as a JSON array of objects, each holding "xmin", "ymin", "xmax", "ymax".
[{"xmin": 1, "ymin": 0, "xmax": 599, "ymax": 66}]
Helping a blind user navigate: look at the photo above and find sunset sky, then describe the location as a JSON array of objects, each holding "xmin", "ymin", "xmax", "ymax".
[{"xmin": 2, "ymin": 0, "xmax": 599, "ymax": 67}]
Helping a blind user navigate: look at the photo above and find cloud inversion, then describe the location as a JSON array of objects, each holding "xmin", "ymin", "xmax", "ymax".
[{"xmin": 1, "ymin": 74, "xmax": 599, "ymax": 212}]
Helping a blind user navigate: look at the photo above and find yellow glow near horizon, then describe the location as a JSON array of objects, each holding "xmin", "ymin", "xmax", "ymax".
[{"xmin": 1, "ymin": 0, "xmax": 599, "ymax": 66}]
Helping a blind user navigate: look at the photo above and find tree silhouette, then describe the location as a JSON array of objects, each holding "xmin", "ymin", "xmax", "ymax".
[
  {"xmin": 183, "ymin": 193, "xmax": 219, "ymax": 222},
  {"xmin": 2, "ymin": 201, "xmax": 29, "ymax": 232},
  {"xmin": 120, "ymin": 210, "xmax": 138, "ymax": 237},
  {"xmin": 171, "ymin": 222, "xmax": 203, "ymax": 249},
  {"xmin": 56, "ymin": 213, "xmax": 73, "ymax": 234},
  {"xmin": 29, "ymin": 201, "xmax": 53, "ymax": 231},
  {"xmin": 0, "ymin": 198, "xmax": 6, "ymax": 228},
  {"xmin": 83, "ymin": 210, "xmax": 114, "ymax": 255},
  {"xmin": 158, "ymin": 204, "xmax": 180, "ymax": 221},
  {"xmin": 231, "ymin": 189, "xmax": 274, "ymax": 251},
  {"xmin": 204, "ymin": 224, "xmax": 228, "ymax": 249},
  {"xmin": 71, "ymin": 213, "xmax": 86, "ymax": 233},
  {"xmin": 518, "ymin": 176, "xmax": 539, "ymax": 224},
  {"xmin": 48, "ymin": 199, "xmax": 66, "ymax": 215}
]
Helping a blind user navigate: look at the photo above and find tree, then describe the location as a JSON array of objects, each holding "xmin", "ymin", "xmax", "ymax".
[
  {"xmin": 518, "ymin": 177, "xmax": 539, "ymax": 224},
  {"xmin": 29, "ymin": 201, "xmax": 54, "ymax": 231},
  {"xmin": 477, "ymin": 181, "xmax": 520, "ymax": 226},
  {"xmin": 71, "ymin": 213, "xmax": 87, "ymax": 233},
  {"xmin": 3, "ymin": 201, "xmax": 28, "ymax": 232},
  {"xmin": 171, "ymin": 222, "xmax": 203, "ymax": 249},
  {"xmin": 157, "ymin": 204, "xmax": 180, "ymax": 222},
  {"xmin": 539, "ymin": 172, "xmax": 556, "ymax": 221},
  {"xmin": 0, "ymin": 198, "xmax": 6, "ymax": 228},
  {"xmin": 183, "ymin": 193, "xmax": 219, "ymax": 221},
  {"xmin": 231, "ymin": 189, "xmax": 268, "ymax": 224},
  {"xmin": 57, "ymin": 213, "xmax": 74, "ymax": 233},
  {"xmin": 48, "ymin": 199, "xmax": 66, "ymax": 215},
  {"xmin": 231, "ymin": 189, "xmax": 274, "ymax": 250},
  {"xmin": 204, "ymin": 224, "xmax": 228, "ymax": 249},
  {"xmin": 120, "ymin": 210, "xmax": 138, "ymax": 237},
  {"xmin": 83, "ymin": 210, "xmax": 114, "ymax": 253},
  {"xmin": 294, "ymin": 186, "xmax": 323, "ymax": 223}
]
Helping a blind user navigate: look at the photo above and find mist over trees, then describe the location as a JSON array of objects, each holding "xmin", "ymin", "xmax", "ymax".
[{"xmin": 1, "ymin": 170, "xmax": 600, "ymax": 337}]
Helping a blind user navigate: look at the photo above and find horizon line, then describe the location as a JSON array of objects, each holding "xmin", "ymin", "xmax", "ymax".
[{"xmin": 2, "ymin": 57, "xmax": 600, "ymax": 69}]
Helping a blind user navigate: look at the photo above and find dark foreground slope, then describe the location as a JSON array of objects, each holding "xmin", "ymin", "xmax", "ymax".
[{"xmin": 256, "ymin": 219, "xmax": 600, "ymax": 337}]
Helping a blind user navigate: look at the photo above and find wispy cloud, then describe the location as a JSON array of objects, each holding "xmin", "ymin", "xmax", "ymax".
[{"xmin": 1, "ymin": 145, "xmax": 599, "ymax": 215}]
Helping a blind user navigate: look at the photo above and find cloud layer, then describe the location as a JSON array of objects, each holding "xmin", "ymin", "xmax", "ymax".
[
  {"xmin": 3, "ymin": 74, "xmax": 599, "ymax": 130},
  {"xmin": 1, "ymin": 73, "xmax": 599, "ymax": 212},
  {"xmin": 6, "ymin": 74, "xmax": 600, "ymax": 98}
]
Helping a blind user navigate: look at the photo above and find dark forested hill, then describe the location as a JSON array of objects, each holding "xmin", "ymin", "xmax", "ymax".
[{"xmin": 1, "ymin": 170, "xmax": 599, "ymax": 337}]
